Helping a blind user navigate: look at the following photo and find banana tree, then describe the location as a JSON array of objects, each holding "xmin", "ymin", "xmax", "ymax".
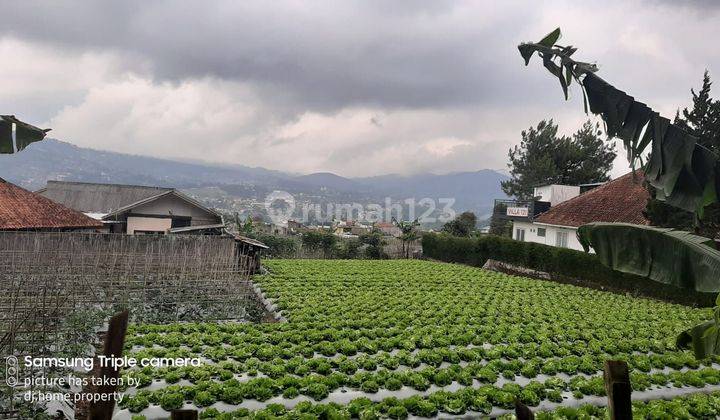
[
  {"xmin": 0, "ymin": 115, "xmax": 51, "ymax": 154},
  {"xmin": 393, "ymin": 217, "xmax": 420, "ymax": 259},
  {"xmin": 519, "ymin": 29, "xmax": 720, "ymax": 357}
]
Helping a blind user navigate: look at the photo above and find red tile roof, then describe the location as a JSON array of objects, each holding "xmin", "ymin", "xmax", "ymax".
[
  {"xmin": 534, "ymin": 172, "xmax": 650, "ymax": 228},
  {"xmin": 0, "ymin": 179, "xmax": 103, "ymax": 230}
]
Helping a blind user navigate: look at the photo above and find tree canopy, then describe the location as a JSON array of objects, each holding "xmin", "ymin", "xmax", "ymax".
[
  {"xmin": 441, "ymin": 211, "xmax": 477, "ymax": 237},
  {"xmin": 359, "ymin": 231, "xmax": 388, "ymax": 259},
  {"xmin": 675, "ymin": 71, "xmax": 720, "ymax": 154},
  {"xmin": 501, "ymin": 119, "xmax": 616, "ymax": 200},
  {"xmin": 302, "ymin": 230, "xmax": 337, "ymax": 258}
]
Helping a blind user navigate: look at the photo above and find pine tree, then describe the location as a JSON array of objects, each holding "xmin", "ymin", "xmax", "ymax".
[
  {"xmin": 679, "ymin": 71, "xmax": 720, "ymax": 153},
  {"xmin": 501, "ymin": 120, "xmax": 616, "ymax": 200}
]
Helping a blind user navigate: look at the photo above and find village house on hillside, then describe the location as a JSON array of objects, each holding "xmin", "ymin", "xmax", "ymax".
[
  {"xmin": 375, "ymin": 221, "xmax": 402, "ymax": 237},
  {"xmin": 0, "ymin": 178, "xmax": 102, "ymax": 232},
  {"xmin": 510, "ymin": 172, "xmax": 650, "ymax": 251},
  {"xmin": 37, "ymin": 180, "xmax": 223, "ymax": 235},
  {"xmin": 333, "ymin": 220, "xmax": 371, "ymax": 237}
]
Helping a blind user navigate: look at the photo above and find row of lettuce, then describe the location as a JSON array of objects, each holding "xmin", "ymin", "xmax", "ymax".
[
  {"xmin": 124, "ymin": 344, "xmax": 711, "ymax": 382},
  {"xmin": 120, "ymin": 366, "xmax": 720, "ymax": 412},
  {"xmin": 116, "ymin": 260, "xmax": 715, "ymax": 418},
  {"xmin": 124, "ymin": 389, "xmax": 720, "ymax": 419}
]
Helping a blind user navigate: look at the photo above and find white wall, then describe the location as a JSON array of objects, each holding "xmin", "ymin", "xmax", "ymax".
[
  {"xmin": 533, "ymin": 185, "xmax": 581, "ymax": 206},
  {"xmin": 511, "ymin": 221, "xmax": 585, "ymax": 251},
  {"xmin": 127, "ymin": 216, "xmax": 172, "ymax": 234}
]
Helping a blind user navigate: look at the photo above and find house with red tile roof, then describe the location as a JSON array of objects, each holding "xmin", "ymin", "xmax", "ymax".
[
  {"xmin": 0, "ymin": 178, "xmax": 102, "ymax": 231},
  {"xmin": 511, "ymin": 172, "xmax": 650, "ymax": 251},
  {"xmin": 375, "ymin": 221, "xmax": 402, "ymax": 237}
]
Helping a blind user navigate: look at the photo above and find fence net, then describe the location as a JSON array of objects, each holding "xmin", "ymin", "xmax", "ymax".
[{"xmin": 0, "ymin": 232, "xmax": 263, "ymax": 357}]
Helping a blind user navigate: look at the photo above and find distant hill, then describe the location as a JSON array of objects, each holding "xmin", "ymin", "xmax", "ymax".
[
  {"xmin": 0, "ymin": 139, "xmax": 287, "ymax": 190},
  {"xmin": 0, "ymin": 139, "xmax": 508, "ymax": 219},
  {"xmin": 293, "ymin": 172, "xmax": 363, "ymax": 192},
  {"xmin": 358, "ymin": 170, "xmax": 509, "ymax": 218}
]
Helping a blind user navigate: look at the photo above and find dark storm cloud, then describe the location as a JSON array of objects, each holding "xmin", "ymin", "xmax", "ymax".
[
  {"xmin": 647, "ymin": 0, "xmax": 720, "ymax": 9},
  {"xmin": 0, "ymin": 0, "xmax": 543, "ymax": 110},
  {"xmin": 3, "ymin": 0, "xmax": 720, "ymax": 177}
]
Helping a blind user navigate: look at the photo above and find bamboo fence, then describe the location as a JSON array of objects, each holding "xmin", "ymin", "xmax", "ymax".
[{"xmin": 0, "ymin": 231, "xmax": 260, "ymax": 357}]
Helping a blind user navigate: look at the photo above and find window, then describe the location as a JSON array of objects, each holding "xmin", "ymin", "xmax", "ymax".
[
  {"xmin": 515, "ymin": 228, "xmax": 525, "ymax": 242},
  {"xmin": 171, "ymin": 217, "xmax": 192, "ymax": 228},
  {"xmin": 537, "ymin": 227, "xmax": 546, "ymax": 237},
  {"xmin": 555, "ymin": 231, "xmax": 568, "ymax": 248}
]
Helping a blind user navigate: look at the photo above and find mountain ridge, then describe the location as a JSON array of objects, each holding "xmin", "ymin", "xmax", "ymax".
[{"xmin": 0, "ymin": 139, "xmax": 508, "ymax": 218}]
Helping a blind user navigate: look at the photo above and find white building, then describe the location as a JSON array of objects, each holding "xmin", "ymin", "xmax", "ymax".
[
  {"xmin": 512, "ymin": 220, "xmax": 585, "ymax": 251},
  {"xmin": 508, "ymin": 172, "xmax": 650, "ymax": 251}
]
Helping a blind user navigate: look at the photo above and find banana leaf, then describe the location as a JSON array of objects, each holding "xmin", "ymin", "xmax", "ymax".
[
  {"xmin": 538, "ymin": 28, "xmax": 561, "ymax": 48},
  {"xmin": 577, "ymin": 222, "xmax": 720, "ymax": 292},
  {"xmin": 677, "ymin": 301, "xmax": 720, "ymax": 359},
  {"xmin": 518, "ymin": 30, "xmax": 719, "ymax": 214},
  {"xmin": 521, "ymin": 28, "xmax": 720, "ymax": 359},
  {"xmin": 582, "ymin": 74, "xmax": 716, "ymax": 213},
  {"xmin": 655, "ymin": 125, "xmax": 696, "ymax": 197},
  {"xmin": 0, "ymin": 115, "xmax": 50, "ymax": 154},
  {"xmin": 579, "ymin": 223, "xmax": 720, "ymax": 359},
  {"xmin": 618, "ymin": 101, "xmax": 652, "ymax": 163},
  {"xmin": 0, "ymin": 119, "xmax": 12, "ymax": 154},
  {"xmin": 583, "ymin": 73, "xmax": 633, "ymax": 138},
  {"xmin": 645, "ymin": 115, "xmax": 669, "ymax": 181},
  {"xmin": 677, "ymin": 320, "xmax": 720, "ymax": 360}
]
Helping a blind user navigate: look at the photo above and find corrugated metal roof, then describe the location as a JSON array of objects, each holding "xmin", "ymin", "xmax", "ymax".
[
  {"xmin": 234, "ymin": 234, "xmax": 269, "ymax": 249},
  {"xmin": 0, "ymin": 179, "xmax": 103, "ymax": 230},
  {"xmin": 534, "ymin": 172, "xmax": 650, "ymax": 228},
  {"xmin": 102, "ymin": 189, "xmax": 222, "ymax": 219},
  {"xmin": 168, "ymin": 223, "xmax": 226, "ymax": 233},
  {"xmin": 37, "ymin": 180, "xmax": 172, "ymax": 213}
]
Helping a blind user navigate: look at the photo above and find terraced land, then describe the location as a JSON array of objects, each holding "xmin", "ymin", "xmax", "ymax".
[{"xmin": 117, "ymin": 260, "xmax": 720, "ymax": 419}]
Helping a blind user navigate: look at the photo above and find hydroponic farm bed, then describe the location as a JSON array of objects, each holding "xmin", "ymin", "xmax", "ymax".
[{"xmin": 115, "ymin": 260, "xmax": 720, "ymax": 419}]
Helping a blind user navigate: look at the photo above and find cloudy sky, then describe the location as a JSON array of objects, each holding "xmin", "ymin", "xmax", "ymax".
[{"xmin": 1, "ymin": 0, "xmax": 719, "ymax": 177}]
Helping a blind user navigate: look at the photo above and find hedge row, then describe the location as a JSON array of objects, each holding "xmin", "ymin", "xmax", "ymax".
[{"xmin": 421, "ymin": 233, "xmax": 715, "ymax": 307}]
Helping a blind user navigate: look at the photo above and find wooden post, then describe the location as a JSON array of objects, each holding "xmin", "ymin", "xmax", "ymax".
[
  {"xmin": 604, "ymin": 360, "xmax": 632, "ymax": 420},
  {"xmin": 171, "ymin": 409, "xmax": 199, "ymax": 420},
  {"xmin": 515, "ymin": 400, "xmax": 535, "ymax": 420},
  {"xmin": 88, "ymin": 310, "xmax": 129, "ymax": 420}
]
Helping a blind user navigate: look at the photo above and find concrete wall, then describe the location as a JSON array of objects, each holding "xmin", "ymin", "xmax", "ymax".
[
  {"xmin": 127, "ymin": 216, "xmax": 172, "ymax": 234},
  {"xmin": 512, "ymin": 221, "xmax": 585, "ymax": 252},
  {"xmin": 129, "ymin": 194, "xmax": 221, "ymax": 226},
  {"xmin": 533, "ymin": 185, "xmax": 581, "ymax": 206}
]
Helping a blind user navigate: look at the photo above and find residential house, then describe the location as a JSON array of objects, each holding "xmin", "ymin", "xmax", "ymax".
[
  {"xmin": 255, "ymin": 222, "xmax": 289, "ymax": 236},
  {"xmin": 287, "ymin": 220, "xmax": 307, "ymax": 234},
  {"xmin": 0, "ymin": 178, "xmax": 102, "ymax": 232},
  {"xmin": 375, "ymin": 221, "xmax": 402, "ymax": 237},
  {"xmin": 333, "ymin": 220, "xmax": 371, "ymax": 237},
  {"xmin": 306, "ymin": 224, "xmax": 333, "ymax": 232},
  {"xmin": 333, "ymin": 220, "xmax": 354, "ymax": 237},
  {"xmin": 493, "ymin": 185, "xmax": 572, "ymax": 239},
  {"xmin": 350, "ymin": 224, "xmax": 371, "ymax": 236},
  {"xmin": 245, "ymin": 215, "xmax": 291, "ymax": 236},
  {"xmin": 511, "ymin": 172, "xmax": 650, "ymax": 251},
  {"xmin": 37, "ymin": 181, "xmax": 222, "ymax": 235}
]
